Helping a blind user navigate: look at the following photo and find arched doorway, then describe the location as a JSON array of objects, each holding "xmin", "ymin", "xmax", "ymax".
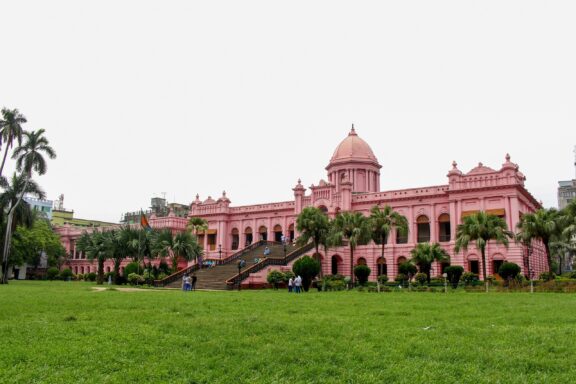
[
  {"xmin": 417, "ymin": 215, "xmax": 430, "ymax": 243},
  {"xmin": 259, "ymin": 226, "xmax": 268, "ymax": 241},
  {"xmin": 106, "ymin": 266, "xmax": 111, "ymax": 273},
  {"xmin": 273, "ymin": 225, "xmax": 283, "ymax": 242},
  {"xmin": 356, "ymin": 257, "xmax": 367, "ymax": 266},
  {"xmin": 318, "ymin": 205, "xmax": 328, "ymax": 215},
  {"xmin": 492, "ymin": 254, "xmax": 505, "ymax": 277},
  {"xmin": 288, "ymin": 224, "xmax": 295, "ymax": 242},
  {"xmin": 244, "ymin": 227, "xmax": 253, "ymax": 247},
  {"xmin": 331, "ymin": 255, "xmax": 342, "ymax": 275},
  {"xmin": 231, "ymin": 228, "xmax": 240, "ymax": 250},
  {"xmin": 467, "ymin": 255, "xmax": 479, "ymax": 274},
  {"xmin": 377, "ymin": 257, "xmax": 387, "ymax": 276}
]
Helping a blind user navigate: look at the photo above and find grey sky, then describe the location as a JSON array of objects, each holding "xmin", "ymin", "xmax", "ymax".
[{"xmin": 1, "ymin": 1, "xmax": 575, "ymax": 223}]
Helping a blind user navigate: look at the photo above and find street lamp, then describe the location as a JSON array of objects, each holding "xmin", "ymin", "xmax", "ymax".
[
  {"xmin": 237, "ymin": 259, "xmax": 245, "ymax": 291},
  {"xmin": 218, "ymin": 244, "xmax": 222, "ymax": 261}
]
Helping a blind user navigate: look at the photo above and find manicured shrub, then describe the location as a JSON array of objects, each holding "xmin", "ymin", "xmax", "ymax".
[
  {"xmin": 414, "ymin": 273, "xmax": 428, "ymax": 286},
  {"xmin": 445, "ymin": 265, "xmax": 464, "ymax": 288},
  {"xmin": 267, "ymin": 270, "xmax": 284, "ymax": 289},
  {"xmin": 60, "ymin": 268, "xmax": 73, "ymax": 280},
  {"xmin": 354, "ymin": 265, "xmax": 371, "ymax": 286},
  {"xmin": 86, "ymin": 272, "xmax": 97, "ymax": 282},
  {"xmin": 322, "ymin": 274, "xmax": 346, "ymax": 291},
  {"xmin": 127, "ymin": 273, "xmax": 145, "ymax": 285},
  {"xmin": 398, "ymin": 262, "xmax": 417, "ymax": 276},
  {"xmin": 540, "ymin": 272, "xmax": 556, "ymax": 281},
  {"xmin": 462, "ymin": 272, "xmax": 479, "ymax": 286},
  {"xmin": 47, "ymin": 267, "xmax": 60, "ymax": 280},
  {"xmin": 282, "ymin": 270, "xmax": 295, "ymax": 282},
  {"xmin": 377, "ymin": 275, "xmax": 389, "ymax": 284},
  {"xmin": 498, "ymin": 262, "xmax": 521, "ymax": 282},
  {"xmin": 123, "ymin": 262, "xmax": 141, "ymax": 277},
  {"xmin": 395, "ymin": 273, "xmax": 407, "ymax": 283},
  {"xmin": 292, "ymin": 256, "xmax": 321, "ymax": 292}
]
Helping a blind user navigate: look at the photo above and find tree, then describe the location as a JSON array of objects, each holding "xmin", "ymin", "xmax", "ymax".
[
  {"xmin": 369, "ymin": 205, "xmax": 408, "ymax": 262},
  {"xmin": 498, "ymin": 262, "xmax": 521, "ymax": 285},
  {"xmin": 76, "ymin": 230, "xmax": 108, "ymax": 285},
  {"xmin": 410, "ymin": 242, "xmax": 449, "ymax": 284},
  {"xmin": 354, "ymin": 265, "xmax": 371, "ymax": 285},
  {"xmin": 516, "ymin": 208, "xmax": 560, "ymax": 278},
  {"xmin": 0, "ymin": 108, "xmax": 27, "ymax": 178},
  {"xmin": 445, "ymin": 265, "xmax": 464, "ymax": 289},
  {"xmin": 454, "ymin": 212, "xmax": 514, "ymax": 292},
  {"xmin": 330, "ymin": 212, "xmax": 371, "ymax": 286},
  {"xmin": 152, "ymin": 229, "xmax": 202, "ymax": 271},
  {"xmin": 2, "ymin": 129, "xmax": 55, "ymax": 283},
  {"xmin": 292, "ymin": 256, "xmax": 321, "ymax": 292},
  {"xmin": 296, "ymin": 206, "xmax": 330, "ymax": 276},
  {"xmin": 11, "ymin": 217, "xmax": 66, "ymax": 270},
  {"xmin": 187, "ymin": 217, "xmax": 208, "ymax": 235}
]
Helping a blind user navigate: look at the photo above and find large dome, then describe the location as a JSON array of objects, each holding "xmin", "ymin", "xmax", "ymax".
[{"xmin": 329, "ymin": 126, "xmax": 379, "ymax": 166}]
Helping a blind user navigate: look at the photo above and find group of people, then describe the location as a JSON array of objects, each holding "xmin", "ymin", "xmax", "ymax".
[
  {"xmin": 287, "ymin": 275, "xmax": 303, "ymax": 293},
  {"xmin": 182, "ymin": 273, "xmax": 197, "ymax": 291}
]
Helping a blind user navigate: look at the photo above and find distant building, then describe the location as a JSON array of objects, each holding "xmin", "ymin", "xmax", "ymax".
[
  {"xmin": 558, "ymin": 146, "xmax": 576, "ymax": 210},
  {"xmin": 121, "ymin": 197, "xmax": 189, "ymax": 224},
  {"xmin": 50, "ymin": 194, "xmax": 116, "ymax": 228},
  {"xmin": 23, "ymin": 196, "xmax": 53, "ymax": 219}
]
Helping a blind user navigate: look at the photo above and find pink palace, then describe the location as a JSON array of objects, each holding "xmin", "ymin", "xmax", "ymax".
[{"xmin": 57, "ymin": 127, "xmax": 547, "ymax": 283}]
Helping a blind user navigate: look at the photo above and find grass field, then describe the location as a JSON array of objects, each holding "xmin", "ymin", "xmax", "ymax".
[{"xmin": 1, "ymin": 282, "xmax": 575, "ymax": 383}]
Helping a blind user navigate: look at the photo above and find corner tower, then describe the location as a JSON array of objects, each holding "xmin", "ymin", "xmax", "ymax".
[{"xmin": 326, "ymin": 126, "xmax": 382, "ymax": 194}]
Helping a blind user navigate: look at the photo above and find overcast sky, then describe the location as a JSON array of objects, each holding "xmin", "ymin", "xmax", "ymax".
[{"xmin": 1, "ymin": 1, "xmax": 575, "ymax": 223}]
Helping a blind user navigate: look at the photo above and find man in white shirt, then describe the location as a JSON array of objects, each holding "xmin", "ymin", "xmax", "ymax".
[{"xmin": 294, "ymin": 275, "xmax": 302, "ymax": 293}]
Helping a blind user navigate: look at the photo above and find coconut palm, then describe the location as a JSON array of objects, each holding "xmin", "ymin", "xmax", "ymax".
[
  {"xmin": 296, "ymin": 206, "xmax": 330, "ymax": 275},
  {"xmin": 370, "ymin": 204, "xmax": 408, "ymax": 262},
  {"xmin": 410, "ymin": 242, "xmax": 449, "ymax": 284},
  {"xmin": 454, "ymin": 212, "xmax": 514, "ymax": 292},
  {"xmin": 76, "ymin": 230, "xmax": 109, "ymax": 285},
  {"xmin": 187, "ymin": 217, "xmax": 208, "ymax": 235},
  {"xmin": 330, "ymin": 212, "xmax": 371, "ymax": 286},
  {"xmin": 153, "ymin": 229, "xmax": 202, "ymax": 271},
  {"xmin": 0, "ymin": 108, "xmax": 27, "ymax": 178},
  {"xmin": 516, "ymin": 208, "xmax": 560, "ymax": 278}
]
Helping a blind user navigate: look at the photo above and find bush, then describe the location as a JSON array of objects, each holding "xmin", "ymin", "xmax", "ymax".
[
  {"xmin": 47, "ymin": 267, "xmax": 60, "ymax": 281},
  {"xmin": 569, "ymin": 271, "xmax": 576, "ymax": 280},
  {"xmin": 86, "ymin": 272, "xmax": 97, "ymax": 282},
  {"xmin": 322, "ymin": 274, "xmax": 346, "ymax": 291},
  {"xmin": 540, "ymin": 271, "xmax": 556, "ymax": 281},
  {"xmin": 354, "ymin": 265, "xmax": 371, "ymax": 286},
  {"xmin": 398, "ymin": 262, "xmax": 417, "ymax": 276},
  {"xmin": 414, "ymin": 273, "xmax": 428, "ymax": 285},
  {"xmin": 498, "ymin": 262, "xmax": 521, "ymax": 283},
  {"xmin": 445, "ymin": 266, "xmax": 464, "ymax": 289},
  {"xmin": 282, "ymin": 270, "xmax": 295, "ymax": 282},
  {"xmin": 292, "ymin": 256, "xmax": 321, "ymax": 292},
  {"xmin": 157, "ymin": 272, "xmax": 168, "ymax": 281},
  {"xmin": 123, "ymin": 262, "xmax": 141, "ymax": 277},
  {"xmin": 395, "ymin": 273, "xmax": 407, "ymax": 283},
  {"xmin": 60, "ymin": 268, "xmax": 73, "ymax": 280},
  {"xmin": 127, "ymin": 273, "xmax": 145, "ymax": 285},
  {"xmin": 462, "ymin": 272, "xmax": 479, "ymax": 286},
  {"xmin": 377, "ymin": 275, "xmax": 389, "ymax": 284},
  {"xmin": 267, "ymin": 270, "xmax": 285, "ymax": 289}
]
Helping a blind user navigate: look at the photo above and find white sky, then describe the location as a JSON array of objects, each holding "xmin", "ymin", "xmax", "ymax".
[{"xmin": 1, "ymin": 1, "xmax": 575, "ymax": 223}]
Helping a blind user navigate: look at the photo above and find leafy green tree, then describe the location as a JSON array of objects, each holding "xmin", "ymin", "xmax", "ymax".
[
  {"xmin": 330, "ymin": 212, "xmax": 371, "ymax": 285},
  {"xmin": 76, "ymin": 230, "xmax": 111, "ymax": 285},
  {"xmin": 398, "ymin": 261, "xmax": 417, "ymax": 276},
  {"xmin": 369, "ymin": 205, "xmax": 408, "ymax": 261},
  {"xmin": 0, "ymin": 108, "xmax": 27, "ymax": 178},
  {"xmin": 498, "ymin": 262, "xmax": 521, "ymax": 284},
  {"xmin": 296, "ymin": 206, "xmax": 330, "ymax": 275},
  {"xmin": 454, "ymin": 212, "xmax": 514, "ymax": 292},
  {"xmin": 410, "ymin": 242, "xmax": 449, "ymax": 284},
  {"xmin": 516, "ymin": 208, "xmax": 560, "ymax": 278},
  {"xmin": 11, "ymin": 218, "xmax": 66, "ymax": 269},
  {"xmin": 292, "ymin": 255, "xmax": 321, "ymax": 292},
  {"xmin": 353, "ymin": 265, "xmax": 371, "ymax": 285}
]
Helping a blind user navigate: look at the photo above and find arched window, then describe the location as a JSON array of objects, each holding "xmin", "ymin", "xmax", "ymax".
[
  {"xmin": 438, "ymin": 214, "xmax": 451, "ymax": 242},
  {"xmin": 288, "ymin": 224, "xmax": 295, "ymax": 242},
  {"xmin": 356, "ymin": 257, "xmax": 367, "ymax": 266},
  {"xmin": 417, "ymin": 215, "xmax": 430, "ymax": 243},
  {"xmin": 318, "ymin": 205, "xmax": 328, "ymax": 214},
  {"xmin": 273, "ymin": 225, "xmax": 283, "ymax": 242},
  {"xmin": 396, "ymin": 218, "xmax": 408, "ymax": 244},
  {"xmin": 397, "ymin": 256, "xmax": 407, "ymax": 270},
  {"xmin": 106, "ymin": 266, "xmax": 111, "ymax": 273},
  {"xmin": 259, "ymin": 226, "xmax": 268, "ymax": 241},
  {"xmin": 81, "ymin": 267, "xmax": 84, "ymax": 274},
  {"xmin": 377, "ymin": 257, "xmax": 387, "ymax": 276},
  {"xmin": 244, "ymin": 227, "xmax": 253, "ymax": 246},
  {"xmin": 231, "ymin": 228, "xmax": 240, "ymax": 250}
]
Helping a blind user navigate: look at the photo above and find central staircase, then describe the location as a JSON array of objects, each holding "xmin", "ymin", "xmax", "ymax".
[{"xmin": 158, "ymin": 241, "xmax": 299, "ymax": 290}]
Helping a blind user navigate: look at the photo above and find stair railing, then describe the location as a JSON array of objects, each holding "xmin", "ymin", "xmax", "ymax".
[
  {"xmin": 154, "ymin": 263, "xmax": 200, "ymax": 288},
  {"xmin": 225, "ymin": 242, "xmax": 315, "ymax": 288}
]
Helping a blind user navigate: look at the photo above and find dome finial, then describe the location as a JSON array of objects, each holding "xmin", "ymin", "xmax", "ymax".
[{"xmin": 349, "ymin": 124, "xmax": 357, "ymax": 136}]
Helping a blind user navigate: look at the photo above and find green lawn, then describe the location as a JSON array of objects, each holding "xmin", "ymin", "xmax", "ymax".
[{"xmin": 1, "ymin": 282, "xmax": 575, "ymax": 383}]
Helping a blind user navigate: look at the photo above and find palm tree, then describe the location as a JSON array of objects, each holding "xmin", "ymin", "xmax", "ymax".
[
  {"xmin": 0, "ymin": 108, "xmax": 27, "ymax": 178},
  {"xmin": 410, "ymin": 242, "xmax": 449, "ymax": 284},
  {"xmin": 76, "ymin": 230, "xmax": 109, "ymax": 285},
  {"xmin": 516, "ymin": 208, "xmax": 560, "ymax": 278},
  {"xmin": 187, "ymin": 217, "xmax": 208, "ymax": 235},
  {"xmin": 454, "ymin": 212, "xmax": 514, "ymax": 292},
  {"xmin": 153, "ymin": 229, "xmax": 202, "ymax": 271},
  {"xmin": 0, "ymin": 173, "xmax": 45, "ymax": 283},
  {"xmin": 1, "ymin": 129, "xmax": 55, "ymax": 283},
  {"xmin": 369, "ymin": 204, "xmax": 408, "ymax": 265},
  {"xmin": 330, "ymin": 212, "xmax": 371, "ymax": 286},
  {"xmin": 296, "ymin": 206, "xmax": 330, "ymax": 275}
]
